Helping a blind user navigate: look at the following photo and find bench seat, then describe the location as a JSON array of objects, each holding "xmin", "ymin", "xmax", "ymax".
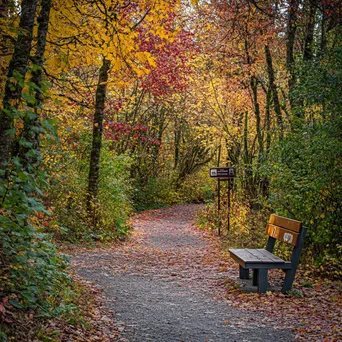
[
  {"xmin": 229, "ymin": 248, "xmax": 292, "ymax": 269},
  {"xmin": 228, "ymin": 214, "xmax": 307, "ymax": 294}
]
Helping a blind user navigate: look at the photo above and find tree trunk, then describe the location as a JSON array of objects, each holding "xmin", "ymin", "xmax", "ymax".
[
  {"xmin": 265, "ymin": 44, "xmax": 284, "ymax": 138},
  {"xmin": 250, "ymin": 76, "xmax": 263, "ymax": 156},
  {"xmin": 217, "ymin": 143, "xmax": 221, "ymax": 167},
  {"xmin": 32, "ymin": 0, "xmax": 52, "ymax": 106},
  {"xmin": 265, "ymin": 87, "xmax": 272, "ymax": 154},
  {"xmin": 0, "ymin": 0, "xmax": 38, "ymax": 169},
  {"xmin": 20, "ymin": 0, "xmax": 52, "ymax": 168},
  {"xmin": 243, "ymin": 111, "xmax": 252, "ymax": 199},
  {"xmin": 303, "ymin": 0, "xmax": 317, "ymax": 61},
  {"xmin": 320, "ymin": 8, "xmax": 327, "ymax": 56},
  {"xmin": 87, "ymin": 58, "xmax": 110, "ymax": 215},
  {"xmin": 174, "ymin": 116, "xmax": 182, "ymax": 170},
  {"xmin": 286, "ymin": 0, "xmax": 298, "ymax": 110}
]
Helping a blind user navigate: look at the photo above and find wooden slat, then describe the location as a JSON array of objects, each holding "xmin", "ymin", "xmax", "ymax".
[
  {"xmin": 229, "ymin": 250, "xmax": 248, "ymax": 268},
  {"xmin": 269, "ymin": 214, "xmax": 301, "ymax": 232},
  {"xmin": 266, "ymin": 224, "xmax": 299, "ymax": 246},
  {"xmin": 255, "ymin": 249, "xmax": 285, "ymax": 263},
  {"xmin": 229, "ymin": 248, "xmax": 285, "ymax": 264},
  {"xmin": 246, "ymin": 249, "xmax": 276, "ymax": 263},
  {"xmin": 229, "ymin": 248, "xmax": 292, "ymax": 270},
  {"xmin": 229, "ymin": 249, "xmax": 257, "ymax": 263},
  {"xmin": 244, "ymin": 262, "xmax": 292, "ymax": 270}
]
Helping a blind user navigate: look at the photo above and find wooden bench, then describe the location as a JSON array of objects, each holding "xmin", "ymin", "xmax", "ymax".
[{"xmin": 229, "ymin": 214, "xmax": 307, "ymax": 293}]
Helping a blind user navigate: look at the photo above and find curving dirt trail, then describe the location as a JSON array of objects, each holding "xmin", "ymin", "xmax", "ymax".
[{"xmin": 71, "ymin": 204, "xmax": 293, "ymax": 342}]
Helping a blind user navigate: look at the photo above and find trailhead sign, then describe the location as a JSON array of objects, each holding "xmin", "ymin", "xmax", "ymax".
[
  {"xmin": 209, "ymin": 167, "xmax": 235, "ymax": 179},
  {"xmin": 209, "ymin": 166, "xmax": 236, "ymax": 234}
]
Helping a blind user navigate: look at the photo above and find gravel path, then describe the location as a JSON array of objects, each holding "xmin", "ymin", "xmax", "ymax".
[{"xmin": 72, "ymin": 204, "xmax": 293, "ymax": 342}]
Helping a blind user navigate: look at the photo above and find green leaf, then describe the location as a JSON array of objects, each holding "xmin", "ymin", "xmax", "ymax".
[
  {"xmin": 8, "ymin": 298, "xmax": 24, "ymax": 309},
  {"xmin": 5, "ymin": 128, "xmax": 16, "ymax": 136},
  {"xmin": 22, "ymin": 92, "xmax": 36, "ymax": 105}
]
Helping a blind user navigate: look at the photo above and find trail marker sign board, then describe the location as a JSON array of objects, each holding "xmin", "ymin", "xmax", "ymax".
[
  {"xmin": 209, "ymin": 166, "xmax": 236, "ymax": 234},
  {"xmin": 209, "ymin": 167, "xmax": 235, "ymax": 179}
]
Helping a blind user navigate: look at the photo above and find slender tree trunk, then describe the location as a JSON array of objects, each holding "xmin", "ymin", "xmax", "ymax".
[
  {"xmin": 265, "ymin": 87, "xmax": 272, "ymax": 154},
  {"xmin": 243, "ymin": 112, "xmax": 249, "ymax": 165},
  {"xmin": 87, "ymin": 58, "xmax": 110, "ymax": 215},
  {"xmin": 320, "ymin": 9, "xmax": 327, "ymax": 56},
  {"xmin": 250, "ymin": 76, "xmax": 263, "ymax": 156},
  {"xmin": 217, "ymin": 143, "xmax": 221, "ymax": 167},
  {"xmin": 174, "ymin": 117, "xmax": 181, "ymax": 170},
  {"xmin": 259, "ymin": 87, "xmax": 272, "ymax": 198},
  {"xmin": 243, "ymin": 111, "xmax": 252, "ymax": 198},
  {"xmin": 0, "ymin": 0, "xmax": 38, "ymax": 169},
  {"xmin": 265, "ymin": 44, "xmax": 284, "ymax": 138},
  {"xmin": 286, "ymin": 0, "xmax": 298, "ymax": 69},
  {"xmin": 150, "ymin": 110, "xmax": 165, "ymax": 177},
  {"xmin": 303, "ymin": 0, "xmax": 317, "ymax": 61},
  {"xmin": 286, "ymin": 0, "xmax": 298, "ymax": 110},
  {"xmin": 32, "ymin": 0, "xmax": 52, "ymax": 106},
  {"xmin": 20, "ymin": 0, "xmax": 52, "ymax": 168}
]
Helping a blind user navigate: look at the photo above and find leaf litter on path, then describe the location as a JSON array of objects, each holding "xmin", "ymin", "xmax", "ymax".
[{"xmin": 68, "ymin": 204, "xmax": 341, "ymax": 341}]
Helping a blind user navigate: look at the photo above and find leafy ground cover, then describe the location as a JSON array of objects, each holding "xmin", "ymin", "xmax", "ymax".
[{"xmin": 64, "ymin": 204, "xmax": 341, "ymax": 341}]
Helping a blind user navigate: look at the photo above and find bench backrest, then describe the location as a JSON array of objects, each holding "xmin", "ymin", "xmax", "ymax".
[
  {"xmin": 266, "ymin": 214, "xmax": 302, "ymax": 246},
  {"xmin": 266, "ymin": 214, "xmax": 307, "ymax": 292}
]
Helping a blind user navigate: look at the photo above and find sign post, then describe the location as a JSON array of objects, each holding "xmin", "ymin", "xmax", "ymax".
[
  {"xmin": 209, "ymin": 167, "xmax": 235, "ymax": 234},
  {"xmin": 217, "ymin": 179, "xmax": 221, "ymax": 235},
  {"xmin": 227, "ymin": 178, "xmax": 231, "ymax": 232}
]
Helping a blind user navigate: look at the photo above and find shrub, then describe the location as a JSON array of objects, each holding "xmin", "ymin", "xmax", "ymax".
[
  {"xmin": 262, "ymin": 119, "xmax": 342, "ymax": 275},
  {"xmin": 177, "ymin": 167, "xmax": 216, "ymax": 203},
  {"xmin": 0, "ymin": 159, "xmax": 76, "ymax": 340},
  {"xmin": 47, "ymin": 137, "xmax": 133, "ymax": 242}
]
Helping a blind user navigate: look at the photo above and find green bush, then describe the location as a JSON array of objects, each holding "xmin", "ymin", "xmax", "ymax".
[
  {"xmin": 262, "ymin": 119, "xmax": 342, "ymax": 274},
  {"xmin": 132, "ymin": 166, "xmax": 216, "ymax": 211},
  {"xmin": 47, "ymin": 137, "xmax": 133, "ymax": 242},
  {"xmin": 96, "ymin": 148, "xmax": 133, "ymax": 238},
  {"xmin": 177, "ymin": 167, "xmax": 216, "ymax": 203},
  {"xmin": 0, "ymin": 158, "xmax": 76, "ymax": 340}
]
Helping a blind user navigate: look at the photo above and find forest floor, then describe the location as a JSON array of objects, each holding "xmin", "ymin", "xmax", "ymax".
[{"xmin": 65, "ymin": 204, "xmax": 341, "ymax": 342}]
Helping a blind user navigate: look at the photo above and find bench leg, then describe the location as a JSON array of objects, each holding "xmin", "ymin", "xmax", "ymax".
[
  {"xmin": 239, "ymin": 266, "xmax": 250, "ymax": 279},
  {"xmin": 281, "ymin": 269, "xmax": 295, "ymax": 294},
  {"xmin": 253, "ymin": 269, "xmax": 258, "ymax": 286},
  {"xmin": 257, "ymin": 269, "xmax": 268, "ymax": 293}
]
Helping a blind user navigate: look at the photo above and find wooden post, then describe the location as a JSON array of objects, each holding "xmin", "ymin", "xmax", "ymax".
[
  {"xmin": 257, "ymin": 269, "xmax": 268, "ymax": 293},
  {"xmin": 209, "ymin": 167, "xmax": 235, "ymax": 236},
  {"xmin": 227, "ymin": 178, "xmax": 231, "ymax": 232},
  {"xmin": 239, "ymin": 266, "xmax": 250, "ymax": 279},
  {"xmin": 218, "ymin": 179, "xmax": 221, "ymax": 236},
  {"xmin": 253, "ymin": 269, "xmax": 258, "ymax": 286}
]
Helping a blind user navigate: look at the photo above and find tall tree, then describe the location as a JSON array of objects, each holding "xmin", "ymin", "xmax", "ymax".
[
  {"xmin": 20, "ymin": 0, "xmax": 53, "ymax": 168},
  {"xmin": 0, "ymin": 0, "xmax": 38, "ymax": 169},
  {"xmin": 87, "ymin": 57, "xmax": 110, "ymax": 214},
  {"xmin": 285, "ymin": 0, "xmax": 299, "ymax": 111},
  {"xmin": 265, "ymin": 44, "xmax": 283, "ymax": 138}
]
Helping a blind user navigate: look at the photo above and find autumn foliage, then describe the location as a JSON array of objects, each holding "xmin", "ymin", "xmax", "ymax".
[{"xmin": 0, "ymin": 0, "xmax": 341, "ymax": 340}]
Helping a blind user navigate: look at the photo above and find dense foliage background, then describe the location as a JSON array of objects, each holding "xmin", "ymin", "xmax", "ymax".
[{"xmin": 0, "ymin": 0, "xmax": 341, "ymax": 339}]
